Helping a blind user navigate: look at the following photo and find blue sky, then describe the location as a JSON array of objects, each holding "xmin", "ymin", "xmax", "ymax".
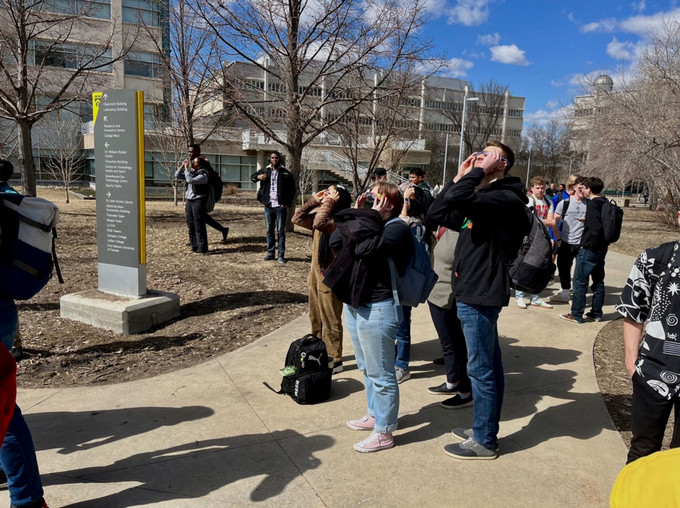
[{"xmin": 422, "ymin": 0, "xmax": 679, "ymax": 129}]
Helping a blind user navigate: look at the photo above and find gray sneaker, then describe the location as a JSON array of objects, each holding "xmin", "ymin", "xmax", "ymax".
[
  {"xmin": 444, "ymin": 436, "xmax": 498, "ymax": 460},
  {"xmin": 395, "ymin": 367, "xmax": 411, "ymax": 383},
  {"xmin": 451, "ymin": 428, "xmax": 499, "ymax": 452}
]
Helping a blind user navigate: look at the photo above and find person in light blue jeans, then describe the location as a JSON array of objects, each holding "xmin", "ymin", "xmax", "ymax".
[
  {"xmin": 0, "ymin": 297, "xmax": 45, "ymax": 508},
  {"xmin": 327, "ymin": 182, "xmax": 412, "ymax": 453}
]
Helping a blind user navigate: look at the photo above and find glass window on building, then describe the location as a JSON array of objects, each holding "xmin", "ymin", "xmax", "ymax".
[
  {"xmin": 34, "ymin": 42, "xmax": 113, "ymax": 72},
  {"xmin": 124, "ymin": 51, "xmax": 162, "ymax": 78},
  {"xmin": 44, "ymin": 0, "xmax": 111, "ymax": 19},
  {"xmin": 122, "ymin": 0, "xmax": 161, "ymax": 26}
]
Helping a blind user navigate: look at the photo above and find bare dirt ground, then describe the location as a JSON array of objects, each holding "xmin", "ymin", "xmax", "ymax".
[
  {"xmin": 15, "ymin": 188, "xmax": 312, "ymax": 387},
  {"xmin": 13, "ymin": 190, "xmax": 677, "ymax": 448}
]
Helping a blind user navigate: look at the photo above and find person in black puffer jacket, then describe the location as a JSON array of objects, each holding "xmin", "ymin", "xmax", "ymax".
[{"xmin": 324, "ymin": 182, "xmax": 412, "ymax": 454}]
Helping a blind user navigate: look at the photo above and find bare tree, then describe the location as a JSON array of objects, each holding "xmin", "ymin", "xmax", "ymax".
[
  {"xmin": 147, "ymin": 117, "xmax": 187, "ymax": 206},
  {"xmin": 141, "ymin": 0, "xmax": 226, "ymax": 145},
  {"xmin": 440, "ymin": 79, "xmax": 509, "ymax": 158},
  {"xmin": 524, "ymin": 119, "xmax": 571, "ymax": 184},
  {"xmin": 330, "ymin": 71, "xmax": 421, "ymax": 195},
  {"xmin": 0, "ymin": 1, "xmax": 136, "ymax": 196},
  {"xmin": 37, "ymin": 110, "xmax": 84, "ymax": 203},
  {"xmin": 576, "ymin": 21, "xmax": 680, "ymax": 222},
  {"xmin": 195, "ymin": 0, "xmax": 437, "ymax": 192}
]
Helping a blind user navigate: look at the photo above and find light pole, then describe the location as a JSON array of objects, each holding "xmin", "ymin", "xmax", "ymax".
[
  {"xmin": 525, "ymin": 147, "xmax": 532, "ymax": 187},
  {"xmin": 458, "ymin": 93, "xmax": 479, "ymax": 169},
  {"xmin": 442, "ymin": 133, "xmax": 449, "ymax": 186}
]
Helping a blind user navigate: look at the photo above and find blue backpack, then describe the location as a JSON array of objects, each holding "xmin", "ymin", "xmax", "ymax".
[
  {"xmin": 0, "ymin": 193, "xmax": 63, "ymax": 300},
  {"xmin": 387, "ymin": 220, "xmax": 438, "ymax": 308}
]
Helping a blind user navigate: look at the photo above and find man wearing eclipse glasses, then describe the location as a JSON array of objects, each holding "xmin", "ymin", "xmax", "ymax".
[{"xmin": 428, "ymin": 140, "xmax": 530, "ymax": 460}]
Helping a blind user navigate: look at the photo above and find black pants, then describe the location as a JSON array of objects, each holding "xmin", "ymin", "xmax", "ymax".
[
  {"xmin": 205, "ymin": 214, "xmax": 225, "ymax": 233},
  {"xmin": 186, "ymin": 198, "xmax": 208, "ymax": 253},
  {"xmin": 556, "ymin": 241, "xmax": 581, "ymax": 290},
  {"xmin": 428, "ymin": 301, "xmax": 471, "ymax": 393},
  {"xmin": 628, "ymin": 371, "xmax": 680, "ymax": 463}
]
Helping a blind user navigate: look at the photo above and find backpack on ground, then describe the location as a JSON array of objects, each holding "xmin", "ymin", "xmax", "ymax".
[
  {"xmin": 506, "ymin": 205, "xmax": 555, "ymax": 294},
  {"xmin": 387, "ymin": 220, "xmax": 438, "ymax": 308},
  {"xmin": 601, "ymin": 199, "xmax": 623, "ymax": 244},
  {"xmin": 268, "ymin": 334, "xmax": 332, "ymax": 405},
  {"xmin": 0, "ymin": 193, "xmax": 63, "ymax": 300},
  {"xmin": 204, "ymin": 166, "xmax": 223, "ymax": 213}
]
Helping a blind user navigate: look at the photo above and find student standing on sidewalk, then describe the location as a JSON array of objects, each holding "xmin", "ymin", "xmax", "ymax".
[{"xmin": 560, "ymin": 176, "xmax": 608, "ymax": 323}]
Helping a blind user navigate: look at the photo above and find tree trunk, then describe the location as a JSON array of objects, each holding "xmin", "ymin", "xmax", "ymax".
[
  {"xmin": 285, "ymin": 142, "xmax": 303, "ymax": 233},
  {"xmin": 17, "ymin": 121, "xmax": 36, "ymax": 196}
]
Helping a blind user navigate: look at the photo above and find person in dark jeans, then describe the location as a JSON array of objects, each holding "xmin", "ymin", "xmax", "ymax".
[
  {"xmin": 617, "ymin": 212, "xmax": 680, "ymax": 463},
  {"xmin": 175, "ymin": 157, "xmax": 210, "ymax": 254},
  {"xmin": 559, "ymin": 176, "xmax": 608, "ymax": 323},
  {"xmin": 250, "ymin": 151, "xmax": 296, "ymax": 264},
  {"xmin": 180, "ymin": 145, "xmax": 228, "ymax": 244}
]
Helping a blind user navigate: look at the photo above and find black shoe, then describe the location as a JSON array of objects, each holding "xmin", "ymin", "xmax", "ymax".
[
  {"xmin": 263, "ymin": 254, "xmax": 276, "ymax": 261},
  {"xmin": 433, "ymin": 357, "xmax": 445, "ymax": 365},
  {"xmin": 278, "ymin": 257, "xmax": 287, "ymax": 264},
  {"xmin": 440, "ymin": 393, "xmax": 473, "ymax": 409},
  {"xmin": 222, "ymin": 227, "xmax": 229, "ymax": 244},
  {"xmin": 585, "ymin": 312, "xmax": 603, "ymax": 322},
  {"xmin": 0, "ymin": 469, "xmax": 7, "ymax": 489},
  {"xmin": 10, "ymin": 346, "xmax": 24, "ymax": 362},
  {"xmin": 428, "ymin": 382, "xmax": 457, "ymax": 395}
]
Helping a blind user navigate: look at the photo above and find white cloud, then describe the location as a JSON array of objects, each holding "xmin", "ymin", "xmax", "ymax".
[
  {"xmin": 489, "ymin": 44, "xmax": 529, "ymax": 65},
  {"xmin": 446, "ymin": 0, "xmax": 490, "ymax": 26},
  {"xmin": 567, "ymin": 12, "xmax": 576, "ymax": 23},
  {"xmin": 581, "ymin": 8, "xmax": 680, "ymax": 35},
  {"xmin": 524, "ymin": 105, "xmax": 573, "ymax": 127},
  {"xmin": 606, "ymin": 37, "xmax": 637, "ymax": 60},
  {"xmin": 444, "ymin": 57, "xmax": 474, "ymax": 77},
  {"xmin": 477, "ymin": 32, "xmax": 500, "ymax": 46},
  {"xmin": 581, "ymin": 17, "xmax": 618, "ymax": 33},
  {"xmin": 422, "ymin": 0, "xmax": 448, "ymax": 17}
]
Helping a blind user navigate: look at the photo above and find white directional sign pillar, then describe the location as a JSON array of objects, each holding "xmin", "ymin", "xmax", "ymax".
[{"xmin": 94, "ymin": 89, "xmax": 147, "ymax": 296}]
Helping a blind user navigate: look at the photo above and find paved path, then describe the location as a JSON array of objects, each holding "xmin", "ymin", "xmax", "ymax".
[{"xmin": 2, "ymin": 251, "xmax": 637, "ymax": 507}]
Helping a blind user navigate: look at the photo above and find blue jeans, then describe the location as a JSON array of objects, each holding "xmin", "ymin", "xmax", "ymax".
[
  {"xmin": 456, "ymin": 302, "xmax": 503, "ymax": 450},
  {"xmin": 395, "ymin": 305, "xmax": 412, "ymax": 370},
  {"xmin": 0, "ymin": 298, "xmax": 43, "ymax": 507},
  {"xmin": 345, "ymin": 300, "xmax": 400, "ymax": 433},
  {"xmin": 264, "ymin": 205, "xmax": 287, "ymax": 258},
  {"xmin": 515, "ymin": 290, "xmax": 541, "ymax": 304},
  {"xmin": 571, "ymin": 247, "xmax": 607, "ymax": 322}
]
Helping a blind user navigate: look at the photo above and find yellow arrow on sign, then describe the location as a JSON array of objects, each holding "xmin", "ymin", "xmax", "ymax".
[{"xmin": 92, "ymin": 92, "xmax": 102, "ymax": 125}]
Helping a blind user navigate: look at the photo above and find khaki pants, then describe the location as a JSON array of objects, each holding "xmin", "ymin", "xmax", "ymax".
[{"xmin": 308, "ymin": 268, "xmax": 343, "ymax": 363}]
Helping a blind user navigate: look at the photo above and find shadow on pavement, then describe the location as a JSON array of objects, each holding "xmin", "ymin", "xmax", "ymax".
[
  {"xmin": 181, "ymin": 291, "xmax": 307, "ymax": 318},
  {"xmin": 26, "ymin": 406, "xmax": 214, "ymax": 454},
  {"xmin": 47, "ymin": 432, "xmax": 334, "ymax": 507}
]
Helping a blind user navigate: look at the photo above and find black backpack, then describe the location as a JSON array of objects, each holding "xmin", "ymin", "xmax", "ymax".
[
  {"xmin": 506, "ymin": 204, "xmax": 555, "ymax": 294},
  {"xmin": 601, "ymin": 199, "xmax": 623, "ymax": 244},
  {"xmin": 203, "ymin": 166, "xmax": 223, "ymax": 213},
  {"xmin": 270, "ymin": 334, "xmax": 332, "ymax": 405}
]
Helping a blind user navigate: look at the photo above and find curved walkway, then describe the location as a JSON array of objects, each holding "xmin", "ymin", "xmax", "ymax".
[{"xmin": 2, "ymin": 252, "xmax": 636, "ymax": 507}]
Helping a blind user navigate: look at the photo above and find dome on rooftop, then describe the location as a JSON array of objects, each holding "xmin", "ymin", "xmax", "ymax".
[{"xmin": 594, "ymin": 74, "xmax": 614, "ymax": 93}]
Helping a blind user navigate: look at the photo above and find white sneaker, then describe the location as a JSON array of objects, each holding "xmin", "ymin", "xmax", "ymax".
[
  {"xmin": 516, "ymin": 299, "xmax": 527, "ymax": 309},
  {"xmin": 550, "ymin": 289, "xmax": 570, "ymax": 303},
  {"xmin": 533, "ymin": 298, "xmax": 553, "ymax": 309}
]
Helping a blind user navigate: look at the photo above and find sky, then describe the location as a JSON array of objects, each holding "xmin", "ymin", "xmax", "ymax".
[{"xmin": 421, "ymin": 0, "xmax": 680, "ymax": 130}]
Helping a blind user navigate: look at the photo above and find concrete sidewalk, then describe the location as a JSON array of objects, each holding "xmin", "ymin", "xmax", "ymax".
[{"xmin": 2, "ymin": 251, "xmax": 637, "ymax": 507}]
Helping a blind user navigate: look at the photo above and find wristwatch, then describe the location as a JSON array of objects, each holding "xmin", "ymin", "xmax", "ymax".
[{"xmin": 404, "ymin": 198, "xmax": 410, "ymax": 204}]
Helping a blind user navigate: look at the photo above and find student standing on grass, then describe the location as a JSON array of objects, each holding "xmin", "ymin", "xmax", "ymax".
[{"xmin": 250, "ymin": 151, "xmax": 296, "ymax": 264}]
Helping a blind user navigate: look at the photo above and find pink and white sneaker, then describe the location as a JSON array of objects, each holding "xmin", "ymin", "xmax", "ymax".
[
  {"xmin": 346, "ymin": 415, "xmax": 375, "ymax": 431},
  {"xmin": 353, "ymin": 432, "xmax": 394, "ymax": 453}
]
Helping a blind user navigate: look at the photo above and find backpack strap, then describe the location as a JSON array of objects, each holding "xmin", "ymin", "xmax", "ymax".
[{"xmin": 52, "ymin": 228, "xmax": 64, "ymax": 284}]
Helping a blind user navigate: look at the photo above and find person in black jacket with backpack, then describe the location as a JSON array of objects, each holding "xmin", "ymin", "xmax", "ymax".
[
  {"xmin": 560, "ymin": 176, "xmax": 609, "ymax": 323},
  {"xmin": 428, "ymin": 140, "xmax": 529, "ymax": 460},
  {"xmin": 175, "ymin": 156, "xmax": 210, "ymax": 254}
]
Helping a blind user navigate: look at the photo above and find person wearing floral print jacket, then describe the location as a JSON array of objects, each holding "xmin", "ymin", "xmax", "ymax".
[{"xmin": 616, "ymin": 210, "xmax": 680, "ymax": 464}]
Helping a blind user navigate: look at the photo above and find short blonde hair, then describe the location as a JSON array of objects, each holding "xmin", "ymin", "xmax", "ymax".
[{"xmin": 566, "ymin": 173, "xmax": 581, "ymax": 190}]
